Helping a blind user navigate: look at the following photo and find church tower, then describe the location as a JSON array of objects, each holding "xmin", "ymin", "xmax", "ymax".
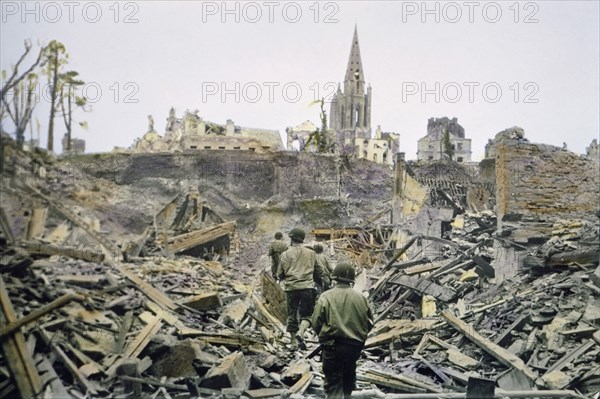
[{"xmin": 330, "ymin": 26, "xmax": 372, "ymax": 152}]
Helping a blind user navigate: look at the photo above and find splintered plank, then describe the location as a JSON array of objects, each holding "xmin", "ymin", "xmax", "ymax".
[
  {"xmin": 0, "ymin": 277, "xmax": 42, "ymax": 398},
  {"xmin": 105, "ymin": 315, "xmax": 163, "ymax": 379},
  {"xmin": 245, "ymin": 388, "xmax": 286, "ymax": 398},
  {"xmin": 543, "ymin": 339, "xmax": 596, "ymax": 376},
  {"xmin": 289, "ymin": 371, "xmax": 313, "ymax": 395},
  {"xmin": 494, "ymin": 314, "xmax": 530, "ymax": 346},
  {"xmin": 116, "ymin": 266, "xmax": 179, "ymax": 311},
  {"xmin": 123, "ymin": 315, "xmax": 163, "ymax": 359},
  {"xmin": 166, "ymin": 221, "xmax": 236, "ymax": 253},
  {"xmin": 251, "ymin": 293, "xmax": 285, "ymax": 335},
  {"xmin": 365, "ymin": 319, "xmax": 437, "ymax": 348},
  {"xmin": 357, "ymin": 369, "xmax": 438, "ymax": 393},
  {"xmin": 38, "ymin": 328, "xmax": 100, "ymax": 395},
  {"xmin": 55, "ymin": 274, "xmax": 106, "ymax": 287},
  {"xmin": 441, "ymin": 310, "xmax": 538, "ymax": 381},
  {"xmin": 0, "ymin": 293, "xmax": 85, "ymax": 338},
  {"xmin": 415, "ymin": 334, "xmax": 479, "ymax": 369},
  {"xmin": 390, "ymin": 275, "xmax": 457, "ymax": 302},
  {"xmin": 282, "ymin": 361, "xmax": 311, "ymax": 386},
  {"xmin": 21, "ymin": 241, "xmax": 105, "ymax": 263}
]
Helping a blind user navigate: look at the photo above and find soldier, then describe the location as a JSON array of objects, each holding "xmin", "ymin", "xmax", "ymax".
[
  {"xmin": 312, "ymin": 263, "xmax": 373, "ymax": 399},
  {"xmin": 268, "ymin": 232, "xmax": 288, "ymax": 278},
  {"xmin": 314, "ymin": 243, "xmax": 333, "ymax": 291},
  {"xmin": 277, "ymin": 227, "xmax": 324, "ymax": 349}
]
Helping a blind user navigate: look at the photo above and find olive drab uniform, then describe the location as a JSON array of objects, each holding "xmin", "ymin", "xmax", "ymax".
[
  {"xmin": 312, "ymin": 284, "xmax": 373, "ymax": 399},
  {"xmin": 315, "ymin": 252, "xmax": 333, "ymax": 291},
  {"xmin": 268, "ymin": 239, "xmax": 288, "ymax": 278},
  {"xmin": 277, "ymin": 244, "xmax": 324, "ymax": 336}
]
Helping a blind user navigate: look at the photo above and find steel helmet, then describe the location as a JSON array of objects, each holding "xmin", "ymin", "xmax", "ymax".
[
  {"xmin": 274, "ymin": 232, "xmax": 283, "ymax": 239},
  {"xmin": 332, "ymin": 263, "xmax": 355, "ymax": 283},
  {"xmin": 313, "ymin": 243, "xmax": 324, "ymax": 253},
  {"xmin": 288, "ymin": 227, "xmax": 306, "ymax": 242}
]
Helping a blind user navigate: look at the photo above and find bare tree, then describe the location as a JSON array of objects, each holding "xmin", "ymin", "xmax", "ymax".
[
  {"xmin": 0, "ymin": 39, "xmax": 46, "ymax": 104},
  {"xmin": 1, "ymin": 40, "xmax": 47, "ymax": 149},
  {"xmin": 3, "ymin": 74, "xmax": 39, "ymax": 148}
]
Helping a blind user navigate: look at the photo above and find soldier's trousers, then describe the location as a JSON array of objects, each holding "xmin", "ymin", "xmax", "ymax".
[
  {"xmin": 322, "ymin": 338, "xmax": 364, "ymax": 399},
  {"xmin": 285, "ymin": 288, "xmax": 314, "ymax": 334}
]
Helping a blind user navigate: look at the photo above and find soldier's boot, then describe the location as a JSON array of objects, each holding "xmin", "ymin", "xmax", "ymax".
[
  {"xmin": 298, "ymin": 319, "xmax": 310, "ymax": 337},
  {"xmin": 290, "ymin": 335, "xmax": 299, "ymax": 350},
  {"xmin": 296, "ymin": 320, "xmax": 310, "ymax": 350}
]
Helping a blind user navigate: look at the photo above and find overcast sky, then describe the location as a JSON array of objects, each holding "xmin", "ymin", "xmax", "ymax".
[{"xmin": 2, "ymin": 0, "xmax": 599, "ymax": 160}]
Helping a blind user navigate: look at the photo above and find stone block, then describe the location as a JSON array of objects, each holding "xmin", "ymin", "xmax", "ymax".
[
  {"xmin": 200, "ymin": 351, "xmax": 248, "ymax": 390},
  {"xmin": 149, "ymin": 340, "xmax": 214, "ymax": 378},
  {"xmin": 180, "ymin": 292, "xmax": 222, "ymax": 311}
]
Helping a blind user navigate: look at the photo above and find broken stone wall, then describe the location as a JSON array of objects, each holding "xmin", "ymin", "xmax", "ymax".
[
  {"xmin": 62, "ymin": 151, "xmax": 391, "ymax": 229},
  {"xmin": 493, "ymin": 139, "xmax": 600, "ymax": 280},
  {"xmin": 496, "ymin": 140, "xmax": 599, "ymax": 231},
  {"xmin": 392, "ymin": 156, "xmax": 495, "ymax": 258}
]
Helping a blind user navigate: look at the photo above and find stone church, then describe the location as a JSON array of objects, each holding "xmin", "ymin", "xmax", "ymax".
[
  {"xmin": 329, "ymin": 26, "xmax": 373, "ymax": 153},
  {"xmin": 288, "ymin": 26, "xmax": 399, "ymax": 167}
]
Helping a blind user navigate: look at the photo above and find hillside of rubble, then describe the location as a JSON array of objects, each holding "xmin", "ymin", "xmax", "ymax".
[{"xmin": 1, "ymin": 132, "xmax": 599, "ymax": 399}]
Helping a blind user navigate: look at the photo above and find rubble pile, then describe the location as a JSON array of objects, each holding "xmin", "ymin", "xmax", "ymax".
[{"xmin": 356, "ymin": 212, "xmax": 599, "ymax": 398}]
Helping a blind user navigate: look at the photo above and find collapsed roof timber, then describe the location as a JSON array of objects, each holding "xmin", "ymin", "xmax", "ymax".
[{"xmin": 0, "ymin": 130, "xmax": 599, "ymax": 399}]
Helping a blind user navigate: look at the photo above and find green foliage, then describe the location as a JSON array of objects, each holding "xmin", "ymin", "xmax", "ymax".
[
  {"xmin": 442, "ymin": 127, "xmax": 454, "ymax": 160},
  {"xmin": 305, "ymin": 98, "xmax": 333, "ymax": 153},
  {"xmin": 42, "ymin": 40, "xmax": 68, "ymax": 152}
]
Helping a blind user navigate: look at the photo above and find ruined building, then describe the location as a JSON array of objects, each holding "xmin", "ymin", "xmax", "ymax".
[
  {"xmin": 417, "ymin": 117, "xmax": 472, "ymax": 162},
  {"xmin": 354, "ymin": 125, "xmax": 401, "ymax": 166},
  {"xmin": 286, "ymin": 26, "xmax": 400, "ymax": 167},
  {"xmin": 587, "ymin": 138, "xmax": 599, "ymax": 161},
  {"xmin": 61, "ymin": 133, "xmax": 86, "ymax": 155},
  {"xmin": 126, "ymin": 108, "xmax": 283, "ymax": 153},
  {"xmin": 285, "ymin": 120, "xmax": 319, "ymax": 152}
]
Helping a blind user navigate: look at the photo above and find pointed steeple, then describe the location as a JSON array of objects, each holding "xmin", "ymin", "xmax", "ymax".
[{"xmin": 344, "ymin": 25, "xmax": 364, "ymax": 83}]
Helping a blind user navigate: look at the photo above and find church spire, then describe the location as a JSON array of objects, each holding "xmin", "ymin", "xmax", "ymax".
[{"xmin": 344, "ymin": 25, "xmax": 364, "ymax": 83}]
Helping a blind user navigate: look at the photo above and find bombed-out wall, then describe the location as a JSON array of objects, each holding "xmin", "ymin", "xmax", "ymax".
[
  {"xmin": 62, "ymin": 151, "xmax": 392, "ymax": 228},
  {"xmin": 496, "ymin": 140, "xmax": 599, "ymax": 229},
  {"xmin": 493, "ymin": 139, "xmax": 600, "ymax": 280}
]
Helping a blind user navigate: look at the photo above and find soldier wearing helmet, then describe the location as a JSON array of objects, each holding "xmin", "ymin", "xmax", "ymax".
[
  {"xmin": 268, "ymin": 232, "xmax": 288, "ymax": 278},
  {"xmin": 312, "ymin": 262, "xmax": 373, "ymax": 399},
  {"xmin": 277, "ymin": 227, "xmax": 324, "ymax": 349},
  {"xmin": 313, "ymin": 243, "xmax": 333, "ymax": 291}
]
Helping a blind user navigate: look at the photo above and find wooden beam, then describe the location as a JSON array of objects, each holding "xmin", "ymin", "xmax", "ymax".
[
  {"xmin": 359, "ymin": 368, "xmax": 441, "ymax": 393},
  {"xmin": 0, "ymin": 207, "xmax": 15, "ymax": 244},
  {"xmin": 543, "ymin": 339, "xmax": 595, "ymax": 376},
  {"xmin": 166, "ymin": 221, "xmax": 236, "ymax": 253},
  {"xmin": 37, "ymin": 328, "xmax": 100, "ymax": 395},
  {"xmin": 251, "ymin": 293, "xmax": 285, "ymax": 335},
  {"xmin": 383, "ymin": 236, "xmax": 418, "ymax": 271},
  {"xmin": 0, "ymin": 293, "xmax": 85, "ymax": 339},
  {"xmin": 116, "ymin": 266, "xmax": 178, "ymax": 311},
  {"xmin": 288, "ymin": 371, "xmax": 313, "ymax": 395},
  {"xmin": 20, "ymin": 241, "xmax": 105, "ymax": 263},
  {"xmin": 547, "ymin": 249, "xmax": 600, "ymax": 267},
  {"xmin": 441, "ymin": 310, "xmax": 538, "ymax": 381},
  {"xmin": 123, "ymin": 315, "xmax": 162, "ymax": 359},
  {"xmin": 389, "ymin": 275, "xmax": 457, "ymax": 302},
  {"xmin": 0, "ymin": 277, "xmax": 42, "ymax": 398},
  {"xmin": 494, "ymin": 314, "xmax": 530, "ymax": 347}
]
